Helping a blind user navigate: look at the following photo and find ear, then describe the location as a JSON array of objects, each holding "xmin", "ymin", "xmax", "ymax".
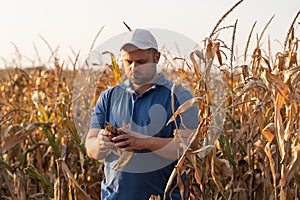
[{"xmin": 155, "ymin": 52, "xmax": 161, "ymax": 63}]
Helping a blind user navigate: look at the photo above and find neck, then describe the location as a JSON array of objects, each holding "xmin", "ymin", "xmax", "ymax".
[
  {"xmin": 134, "ymin": 83, "xmax": 155, "ymax": 95},
  {"xmin": 133, "ymin": 74, "xmax": 159, "ymax": 95}
]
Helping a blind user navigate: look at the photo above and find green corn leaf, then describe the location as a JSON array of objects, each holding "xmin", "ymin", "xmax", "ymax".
[
  {"xmin": 41, "ymin": 126, "xmax": 61, "ymax": 158},
  {"xmin": 19, "ymin": 143, "xmax": 44, "ymax": 167},
  {"xmin": 24, "ymin": 165, "xmax": 54, "ymax": 198},
  {"xmin": 0, "ymin": 158, "xmax": 13, "ymax": 172},
  {"xmin": 220, "ymin": 134, "xmax": 236, "ymax": 166},
  {"xmin": 64, "ymin": 119, "xmax": 86, "ymax": 154},
  {"xmin": 38, "ymin": 105, "xmax": 48, "ymax": 122}
]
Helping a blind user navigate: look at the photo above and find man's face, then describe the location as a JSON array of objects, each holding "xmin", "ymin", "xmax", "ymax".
[{"xmin": 123, "ymin": 49, "xmax": 158, "ymax": 86}]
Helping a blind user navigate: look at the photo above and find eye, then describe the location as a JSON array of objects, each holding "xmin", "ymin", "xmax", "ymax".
[
  {"xmin": 124, "ymin": 60, "xmax": 132, "ymax": 65},
  {"xmin": 137, "ymin": 60, "xmax": 146, "ymax": 64}
]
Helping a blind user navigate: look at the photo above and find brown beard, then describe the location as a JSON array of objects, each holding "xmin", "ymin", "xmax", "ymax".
[{"xmin": 130, "ymin": 64, "xmax": 157, "ymax": 85}]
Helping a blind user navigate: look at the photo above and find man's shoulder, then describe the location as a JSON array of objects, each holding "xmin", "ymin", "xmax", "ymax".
[
  {"xmin": 102, "ymin": 80, "xmax": 129, "ymax": 94},
  {"xmin": 157, "ymin": 73, "xmax": 186, "ymax": 91},
  {"xmin": 98, "ymin": 81, "xmax": 132, "ymax": 104},
  {"xmin": 160, "ymin": 80, "xmax": 192, "ymax": 98}
]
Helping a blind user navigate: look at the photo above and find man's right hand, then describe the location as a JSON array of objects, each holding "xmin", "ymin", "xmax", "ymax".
[
  {"xmin": 85, "ymin": 128, "xmax": 114, "ymax": 160},
  {"xmin": 98, "ymin": 129, "xmax": 115, "ymax": 151}
]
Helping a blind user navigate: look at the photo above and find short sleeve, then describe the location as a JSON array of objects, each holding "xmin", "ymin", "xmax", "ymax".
[{"xmin": 89, "ymin": 89, "xmax": 111, "ymax": 129}]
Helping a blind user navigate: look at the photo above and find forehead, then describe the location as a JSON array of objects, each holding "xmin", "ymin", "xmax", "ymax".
[{"xmin": 122, "ymin": 49, "xmax": 151, "ymax": 60}]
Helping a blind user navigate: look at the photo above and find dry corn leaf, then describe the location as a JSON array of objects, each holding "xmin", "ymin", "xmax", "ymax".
[
  {"xmin": 112, "ymin": 151, "xmax": 134, "ymax": 170},
  {"xmin": 262, "ymin": 123, "xmax": 275, "ymax": 144},
  {"xmin": 13, "ymin": 168, "xmax": 26, "ymax": 200},
  {"xmin": 176, "ymin": 164, "xmax": 186, "ymax": 200},
  {"xmin": 60, "ymin": 160, "xmax": 91, "ymax": 200},
  {"xmin": 167, "ymin": 97, "xmax": 203, "ymax": 126},
  {"xmin": 211, "ymin": 149, "xmax": 226, "ymax": 199},
  {"xmin": 284, "ymin": 104, "xmax": 294, "ymax": 141},
  {"xmin": 190, "ymin": 52, "xmax": 202, "ymax": 79},
  {"xmin": 279, "ymin": 144, "xmax": 300, "ymax": 189},
  {"xmin": 215, "ymin": 42, "xmax": 222, "ymax": 65},
  {"xmin": 102, "ymin": 51, "xmax": 121, "ymax": 85},
  {"xmin": 233, "ymin": 111, "xmax": 257, "ymax": 143},
  {"xmin": 1, "ymin": 131, "xmax": 27, "ymax": 152},
  {"xmin": 274, "ymin": 94, "xmax": 286, "ymax": 161},
  {"xmin": 0, "ymin": 99, "xmax": 13, "ymax": 108},
  {"xmin": 194, "ymin": 49, "xmax": 206, "ymax": 61},
  {"xmin": 255, "ymin": 106, "xmax": 265, "ymax": 131},
  {"xmin": 1, "ymin": 122, "xmax": 51, "ymax": 152},
  {"xmin": 251, "ymin": 48, "xmax": 262, "ymax": 69},
  {"xmin": 266, "ymin": 71, "xmax": 289, "ymax": 102},
  {"xmin": 176, "ymin": 69, "xmax": 191, "ymax": 82},
  {"xmin": 203, "ymin": 40, "xmax": 222, "ymax": 65},
  {"xmin": 237, "ymin": 80, "xmax": 267, "ymax": 98},
  {"xmin": 206, "ymin": 40, "xmax": 215, "ymax": 60},
  {"xmin": 264, "ymin": 143, "xmax": 276, "ymax": 190},
  {"xmin": 149, "ymin": 195, "xmax": 161, "ymax": 200},
  {"xmin": 194, "ymin": 168, "xmax": 202, "ymax": 185},
  {"xmin": 283, "ymin": 66, "xmax": 300, "ymax": 83},
  {"xmin": 164, "ymin": 125, "xmax": 201, "ymax": 198}
]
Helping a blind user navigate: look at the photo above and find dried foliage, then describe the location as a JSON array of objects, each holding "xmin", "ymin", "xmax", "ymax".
[
  {"xmin": 167, "ymin": 6, "xmax": 300, "ymax": 200},
  {"xmin": 0, "ymin": 57, "xmax": 117, "ymax": 199},
  {"xmin": 1, "ymin": 1, "xmax": 300, "ymax": 199}
]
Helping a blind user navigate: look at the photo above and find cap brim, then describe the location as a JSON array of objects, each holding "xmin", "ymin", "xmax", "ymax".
[{"xmin": 120, "ymin": 42, "xmax": 157, "ymax": 52}]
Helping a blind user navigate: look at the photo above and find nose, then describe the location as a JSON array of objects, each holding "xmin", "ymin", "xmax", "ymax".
[{"xmin": 130, "ymin": 61, "xmax": 139, "ymax": 70}]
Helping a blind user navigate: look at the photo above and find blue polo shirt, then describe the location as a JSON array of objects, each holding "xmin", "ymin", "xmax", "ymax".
[{"xmin": 90, "ymin": 73, "xmax": 199, "ymax": 200}]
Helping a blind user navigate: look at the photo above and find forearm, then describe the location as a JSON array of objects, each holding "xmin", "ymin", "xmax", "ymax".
[
  {"xmin": 145, "ymin": 129, "xmax": 198, "ymax": 160},
  {"xmin": 145, "ymin": 137, "xmax": 181, "ymax": 160},
  {"xmin": 85, "ymin": 128, "xmax": 110, "ymax": 160}
]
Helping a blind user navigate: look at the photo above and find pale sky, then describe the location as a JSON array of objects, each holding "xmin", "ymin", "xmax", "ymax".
[{"xmin": 1, "ymin": 0, "xmax": 299, "ymax": 67}]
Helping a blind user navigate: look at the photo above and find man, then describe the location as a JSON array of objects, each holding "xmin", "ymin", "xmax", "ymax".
[{"xmin": 85, "ymin": 28, "xmax": 199, "ymax": 200}]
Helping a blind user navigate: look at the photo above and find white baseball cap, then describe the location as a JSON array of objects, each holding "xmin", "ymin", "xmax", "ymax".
[{"xmin": 120, "ymin": 29, "xmax": 158, "ymax": 51}]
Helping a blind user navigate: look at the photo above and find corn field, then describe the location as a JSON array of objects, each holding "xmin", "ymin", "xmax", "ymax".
[{"xmin": 1, "ymin": 1, "xmax": 300, "ymax": 199}]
